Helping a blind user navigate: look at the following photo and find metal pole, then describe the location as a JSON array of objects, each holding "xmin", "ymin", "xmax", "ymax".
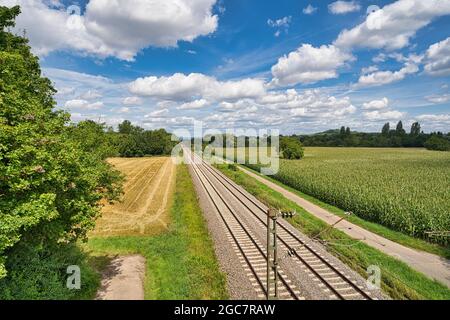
[
  {"xmin": 266, "ymin": 208, "xmax": 279, "ymax": 300},
  {"xmin": 266, "ymin": 208, "xmax": 271, "ymax": 300},
  {"xmin": 273, "ymin": 214, "xmax": 278, "ymax": 299}
]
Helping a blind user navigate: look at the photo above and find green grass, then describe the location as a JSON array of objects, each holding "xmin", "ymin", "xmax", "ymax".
[
  {"xmin": 241, "ymin": 164, "xmax": 450, "ymax": 260},
  {"xmin": 216, "ymin": 164, "xmax": 450, "ymax": 300},
  {"xmin": 85, "ymin": 164, "xmax": 228, "ymax": 300}
]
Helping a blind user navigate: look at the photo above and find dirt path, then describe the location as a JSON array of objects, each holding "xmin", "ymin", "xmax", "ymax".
[
  {"xmin": 96, "ymin": 255, "xmax": 145, "ymax": 300},
  {"xmin": 238, "ymin": 166, "xmax": 450, "ymax": 288}
]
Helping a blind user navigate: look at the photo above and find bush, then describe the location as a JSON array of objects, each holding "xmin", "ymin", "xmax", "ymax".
[
  {"xmin": 424, "ymin": 136, "xmax": 450, "ymax": 151},
  {"xmin": 280, "ymin": 137, "xmax": 304, "ymax": 160},
  {"xmin": 0, "ymin": 243, "xmax": 99, "ymax": 300}
]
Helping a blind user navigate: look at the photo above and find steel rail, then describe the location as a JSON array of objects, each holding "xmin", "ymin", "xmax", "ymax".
[
  {"xmin": 187, "ymin": 151, "xmax": 300, "ymax": 300},
  {"xmin": 194, "ymin": 153, "xmax": 372, "ymax": 300}
]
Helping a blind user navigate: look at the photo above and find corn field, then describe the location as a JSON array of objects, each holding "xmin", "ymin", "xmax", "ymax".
[{"xmin": 247, "ymin": 147, "xmax": 450, "ymax": 245}]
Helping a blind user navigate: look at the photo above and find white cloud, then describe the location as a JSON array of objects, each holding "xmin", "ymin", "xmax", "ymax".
[
  {"xmin": 80, "ymin": 89, "xmax": 102, "ymax": 100},
  {"xmin": 256, "ymin": 89, "xmax": 356, "ymax": 121},
  {"xmin": 5, "ymin": 0, "xmax": 218, "ymax": 61},
  {"xmin": 328, "ymin": 1, "xmax": 361, "ymax": 15},
  {"xmin": 335, "ymin": 0, "xmax": 450, "ymax": 51},
  {"xmin": 64, "ymin": 99, "xmax": 104, "ymax": 110},
  {"xmin": 355, "ymin": 62, "xmax": 419, "ymax": 87},
  {"xmin": 267, "ymin": 16, "xmax": 291, "ymax": 37},
  {"xmin": 425, "ymin": 94, "xmax": 450, "ymax": 104},
  {"xmin": 416, "ymin": 114, "xmax": 450, "ymax": 122},
  {"xmin": 146, "ymin": 108, "xmax": 170, "ymax": 117},
  {"xmin": 118, "ymin": 107, "xmax": 130, "ymax": 113},
  {"xmin": 424, "ymin": 37, "xmax": 450, "ymax": 77},
  {"xmin": 122, "ymin": 96, "xmax": 143, "ymax": 106},
  {"xmin": 270, "ymin": 44, "xmax": 353, "ymax": 86},
  {"xmin": 178, "ymin": 99, "xmax": 210, "ymax": 110},
  {"xmin": 362, "ymin": 97, "xmax": 389, "ymax": 110},
  {"xmin": 361, "ymin": 65, "xmax": 379, "ymax": 75},
  {"xmin": 129, "ymin": 73, "xmax": 266, "ymax": 101},
  {"xmin": 303, "ymin": 4, "xmax": 317, "ymax": 15},
  {"xmin": 267, "ymin": 16, "xmax": 291, "ymax": 28},
  {"xmin": 364, "ymin": 110, "xmax": 405, "ymax": 121}
]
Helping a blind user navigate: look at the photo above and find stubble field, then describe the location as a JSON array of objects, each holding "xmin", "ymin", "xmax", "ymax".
[{"xmin": 91, "ymin": 157, "xmax": 175, "ymax": 237}]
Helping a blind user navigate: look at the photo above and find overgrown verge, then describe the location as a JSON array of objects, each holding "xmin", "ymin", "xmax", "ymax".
[
  {"xmin": 216, "ymin": 164, "xmax": 450, "ymax": 300},
  {"xmin": 0, "ymin": 243, "xmax": 100, "ymax": 300},
  {"xmin": 85, "ymin": 164, "xmax": 228, "ymax": 299}
]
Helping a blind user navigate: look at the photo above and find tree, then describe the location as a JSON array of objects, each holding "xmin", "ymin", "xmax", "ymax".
[
  {"xmin": 424, "ymin": 136, "xmax": 450, "ymax": 151},
  {"xmin": 118, "ymin": 120, "xmax": 134, "ymax": 134},
  {"xmin": 280, "ymin": 137, "xmax": 304, "ymax": 160},
  {"xmin": 68, "ymin": 120, "xmax": 119, "ymax": 159},
  {"xmin": 410, "ymin": 122, "xmax": 421, "ymax": 136},
  {"xmin": 396, "ymin": 121, "xmax": 406, "ymax": 135},
  {"xmin": 382, "ymin": 123, "xmax": 390, "ymax": 136},
  {"xmin": 340, "ymin": 126, "xmax": 346, "ymax": 135},
  {"xmin": 345, "ymin": 127, "xmax": 351, "ymax": 135},
  {"xmin": 0, "ymin": 6, "xmax": 122, "ymax": 296}
]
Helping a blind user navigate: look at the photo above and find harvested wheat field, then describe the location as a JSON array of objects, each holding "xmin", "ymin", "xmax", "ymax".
[{"xmin": 91, "ymin": 157, "xmax": 176, "ymax": 237}]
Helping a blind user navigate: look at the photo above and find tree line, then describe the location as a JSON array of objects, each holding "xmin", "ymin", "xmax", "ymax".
[{"xmin": 296, "ymin": 121, "xmax": 450, "ymax": 151}]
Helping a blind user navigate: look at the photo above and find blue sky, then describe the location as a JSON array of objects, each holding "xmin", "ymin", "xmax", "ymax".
[{"xmin": 4, "ymin": 0, "xmax": 450, "ymax": 134}]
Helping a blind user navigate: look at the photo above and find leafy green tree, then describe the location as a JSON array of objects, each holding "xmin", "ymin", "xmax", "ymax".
[
  {"xmin": 382, "ymin": 123, "xmax": 390, "ymax": 136},
  {"xmin": 68, "ymin": 120, "xmax": 119, "ymax": 159},
  {"xmin": 424, "ymin": 136, "xmax": 450, "ymax": 151},
  {"xmin": 396, "ymin": 121, "xmax": 406, "ymax": 135},
  {"xmin": 410, "ymin": 122, "xmax": 421, "ymax": 136},
  {"xmin": 118, "ymin": 120, "xmax": 134, "ymax": 134},
  {"xmin": 0, "ymin": 6, "xmax": 122, "ymax": 293},
  {"xmin": 345, "ymin": 127, "xmax": 351, "ymax": 135},
  {"xmin": 340, "ymin": 126, "xmax": 346, "ymax": 135},
  {"xmin": 280, "ymin": 137, "xmax": 304, "ymax": 160}
]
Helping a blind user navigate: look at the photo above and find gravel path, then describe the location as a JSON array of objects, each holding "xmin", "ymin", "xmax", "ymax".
[{"xmin": 96, "ymin": 255, "xmax": 145, "ymax": 300}]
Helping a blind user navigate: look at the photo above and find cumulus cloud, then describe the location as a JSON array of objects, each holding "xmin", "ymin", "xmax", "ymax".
[
  {"xmin": 424, "ymin": 37, "xmax": 450, "ymax": 77},
  {"xmin": 303, "ymin": 4, "xmax": 317, "ymax": 15},
  {"xmin": 361, "ymin": 66, "xmax": 379, "ymax": 75},
  {"xmin": 5, "ymin": 0, "xmax": 218, "ymax": 60},
  {"xmin": 328, "ymin": 1, "xmax": 361, "ymax": 15},
  {"xmin": 364, "ymin": 110, "xmax": 405, "ymax": 121},
  {"xmin": 178, "ymin": 99, "xmax": 210, "ymax": 110},
  {"xmin": 64, "ymin": 99, "xmax": 104, "ymax": 110},
  {"xmin": 362, "ymin": 97, "xmax": 389, "ymax": 110},
  {"xmin": 270, "ymin": 44, "xmax": 353, "ymax": 86},
  {"xmin": 80, "ymin": 89, "xmax": 102, "ymax": 100},
  {"xmin": 334, "ymin": 0, "xmax": 450, "ymax": 51},
  {"xmin": 122, "ymin": 96, "xmax": 143, "ymax": 106},
  {"xmin": 129, "ymin": 73, "xmax": 267, "ymax": 101},
  {"xmin": 355, "ymin": 62, "xmax": 419, "ymax": 87}
]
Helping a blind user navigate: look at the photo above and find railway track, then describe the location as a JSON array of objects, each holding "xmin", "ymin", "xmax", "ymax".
[
  {"xmin": 185, "ymin": 148, "xmax": 374, "ymax": 300},
  {"xmin": 187, "ymin": 149, "xmax": 303, "ymax": 300}
]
